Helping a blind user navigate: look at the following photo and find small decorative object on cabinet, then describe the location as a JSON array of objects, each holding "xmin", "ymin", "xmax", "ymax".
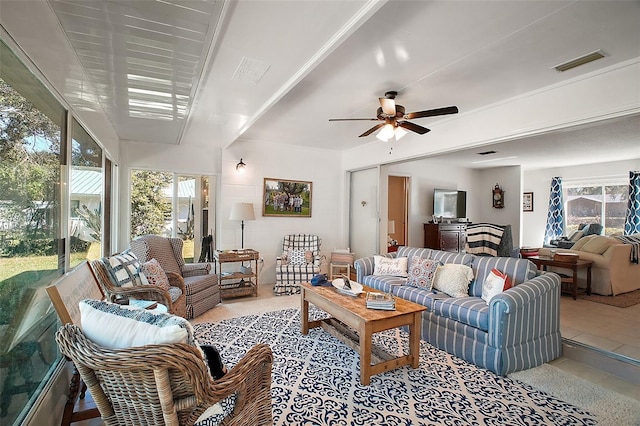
[
  {"xmin": 492, "ymin": 183, "xmax": 504, "ymax": 208},
  {"xmin": 214, "ymin": 249, "xmax": 259, "ymax": 299}
]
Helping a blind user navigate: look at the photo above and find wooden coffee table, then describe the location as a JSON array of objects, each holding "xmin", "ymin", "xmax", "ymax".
[{"xmin": 301, "ymin": 282, "xmax": 426, "ymax": 385}]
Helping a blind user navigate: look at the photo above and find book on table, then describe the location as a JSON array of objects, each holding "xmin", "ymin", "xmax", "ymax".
[{"xmin": 366, "ymin": 291, "xmax": 396, "ymax": 310}]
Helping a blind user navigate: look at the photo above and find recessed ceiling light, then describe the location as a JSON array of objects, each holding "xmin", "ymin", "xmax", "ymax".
[{"xmin": 553, "ymin": 50, "xmax": 605, "ymax": 72}]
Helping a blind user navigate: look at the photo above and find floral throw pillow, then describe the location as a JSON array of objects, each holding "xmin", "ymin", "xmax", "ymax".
[
  {"xmin": 407, "ymin": 257, "xmax": 442, "ymax": 289},
  {"xmin": 140, "ymin": 258, "xmax": 171, "ymax": 291},
  {"xmin": 373, "ymin": 255, "xmax": 408, "ymax": 277}
]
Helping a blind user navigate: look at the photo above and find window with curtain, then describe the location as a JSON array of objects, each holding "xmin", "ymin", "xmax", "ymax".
[
  {"xmin": 0, "ymin": 38, "xmax": 65, "ymax": 425},
  {"xmin": 565, "ymin": 181, "xmax": 628, "ymax": 236}
]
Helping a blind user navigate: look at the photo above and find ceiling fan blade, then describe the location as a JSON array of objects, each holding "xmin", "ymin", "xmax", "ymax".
[
  {"xmin": 379, "ymin": 97, "xmax": 396, "ymax": 115},
  {"xmin": 398, "ymin": 121, "xmax": 430, "ymax": 134},
  {"xmin": 359, "ymin": 123, "xmax": 386, "ymax": 137},
  {"xmin": 328, "ymin": 118, "xmax": 379, "ymax": 121},
  {"xmin": 404, "ymin": 106, "xmax": 459, "ymax": 120}
]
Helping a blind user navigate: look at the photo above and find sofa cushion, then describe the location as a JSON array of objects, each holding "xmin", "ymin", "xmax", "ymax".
[
  {"xmin": 361, "ymin": 275, "xmax": 406, "ymax": 293},
  {"xmin": 432, "ymin": 264, "xmax": 474, "ymax": 298},
  {"xmin": 580, "ymin": 235, "xmax": 617, "ymax": 254},
  {"xmin": 397, "ymin": 247, "xmax": 432, "ymax": 260},
  {"xmin": 79, "ymin": 299, "xmax": 197, "ymax": 349},
  {"xmin": 429, "ymin": 251, "xmax": 474, "ymax": 266},
  {"xmin": 373, "ymin": 255, "xmax": 408, "ymax": 277},
  {"xmin": 393, "ymin": 285, "xmax": 437, "ymax": 310},
  {"xmin": 430, "ymin": 297, "xmax": 490, "ymax": 331},
  {"xmin": 407, "ymin": 257, "xmax": 441, "ymax": 289},
  {"xmin": 470, "ymin": 257, "xmax": 537, "ymax": 297}
]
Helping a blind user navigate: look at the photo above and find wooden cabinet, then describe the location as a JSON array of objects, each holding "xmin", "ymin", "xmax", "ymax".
[
  {"xmin": 214, "ymin": 249, "xmax": 259, "ymax": 299},
  {"xmin": 423, "ymin": 223, "xmax": 467, "ymax": 253}
]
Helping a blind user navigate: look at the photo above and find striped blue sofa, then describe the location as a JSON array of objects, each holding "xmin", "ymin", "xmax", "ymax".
[{"xmin": 355, "ymin": 247, "xmax": 562, "ymax": 376}]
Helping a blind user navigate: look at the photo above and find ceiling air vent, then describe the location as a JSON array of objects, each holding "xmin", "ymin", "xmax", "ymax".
[
  {"xmin": 553, "ymin": 50, "xmax": 605, "ymax": 72},
  {"xmin": 233, "ymin": 57, "xmax": 271, "ymax": 84},
  {"xmin": 477, "ymin": 150, "xmax": 497, "ymax": 156}
]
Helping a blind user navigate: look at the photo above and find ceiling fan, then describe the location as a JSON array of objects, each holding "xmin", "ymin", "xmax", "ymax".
[{"xmin": 329, "ymin": 91, "xmax": 458, "ymax": 140}]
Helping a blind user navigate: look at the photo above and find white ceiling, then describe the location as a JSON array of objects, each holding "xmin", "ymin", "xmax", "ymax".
[{"xmin": 47, "ymin": 0, "xmax": 640, "ymax": 167}]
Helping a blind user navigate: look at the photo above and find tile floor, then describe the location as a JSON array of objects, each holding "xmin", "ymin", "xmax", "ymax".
[{"xmin": 74, "ymin": 284, "xmax": 640, "ymax": 425}]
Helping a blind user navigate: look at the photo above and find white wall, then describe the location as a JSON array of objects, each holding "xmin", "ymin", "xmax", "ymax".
[
  {"xmin": 522, "ymin": 159, "xmax": 640, "ymax": 247},
  {"xmin": 384, "ymin": 159, "xmax": 477, "ymax": 247},
  {"xmin": 219, "ymin": 140, "xmax": 345, "ymax": 284},
  {"xmin": 473, "ymin": 166, "xmax": 522, "ymax": 247}
]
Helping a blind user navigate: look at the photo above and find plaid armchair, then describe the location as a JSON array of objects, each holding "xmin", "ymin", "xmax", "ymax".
[
  {"xmin": 130, "ymin": 235, "xmax": 220, "ymax": 319},
  {"xmin": 275, "ymin": 234, "xmax": 322, "ymax": 295}
]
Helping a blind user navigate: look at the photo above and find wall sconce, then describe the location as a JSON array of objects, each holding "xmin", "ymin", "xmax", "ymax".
[{"xmin": 236, "ymin": 158, "xmax": 246, "ymax": 173}]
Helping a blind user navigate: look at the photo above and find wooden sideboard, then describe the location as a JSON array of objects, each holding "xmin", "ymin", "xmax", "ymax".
[{"xmin": 424, "ymin": 223, "xmax": 467, "ymax": 253}]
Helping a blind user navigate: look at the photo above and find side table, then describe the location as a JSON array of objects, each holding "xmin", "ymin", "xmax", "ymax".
[
  {"xmin": 528, "ymin": 255, "xmax": 593, "ymax": 300},
  {"xmin": 214, "ymin": 249, "xmax": 259, "ymax": 299}
]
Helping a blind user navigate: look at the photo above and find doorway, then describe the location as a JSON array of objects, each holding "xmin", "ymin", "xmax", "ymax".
[{"xmin": 388, "ymin": 175, "xmax": 409, "ymax": 247}]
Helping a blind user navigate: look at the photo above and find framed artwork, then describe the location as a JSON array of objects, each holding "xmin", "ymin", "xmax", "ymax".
[
  {"xmin": 523, "ymin": 192, "xmax": 534, "ymax": 212},
  {"xmin": 263, "ymin": 178, "xmax": 312, "ymax": 217}
]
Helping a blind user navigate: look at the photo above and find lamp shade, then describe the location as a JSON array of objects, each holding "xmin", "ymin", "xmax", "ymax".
[
  {"xmin": 388, "ymin": 220, "xmax": 396, "ymax": 234},
  {"xmin": 229, "ymin": 203, "xmax": 255, "ymax": 221}
]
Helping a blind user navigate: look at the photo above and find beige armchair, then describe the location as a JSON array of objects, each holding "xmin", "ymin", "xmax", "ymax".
[
  {"xmin": 55, "ymin": 323, "xmax": 273, "ymax": 426},
  {"xmin": 130, "ymin": 235, "xmax": 220, "ymax": 319}
]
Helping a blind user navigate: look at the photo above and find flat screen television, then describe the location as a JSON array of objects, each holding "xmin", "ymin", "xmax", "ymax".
[{"xmin": 433, "ymin": 189, "xmax": 467, "ymax": 219}]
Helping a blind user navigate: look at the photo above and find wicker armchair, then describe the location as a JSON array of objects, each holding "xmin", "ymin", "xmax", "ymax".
[
  {"xmin": 55, "ymin": 324, "xmax": 273, "ymax": 426},
  {"xmin": 90, "ymin": 258, "xmax": 187, "ymax": 318},
  {"xmin": 130, "ymin": 235, "xmax": 220, "ymax": 319}
]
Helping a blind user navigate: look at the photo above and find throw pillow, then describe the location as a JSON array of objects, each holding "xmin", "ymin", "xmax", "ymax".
[
  {"xmin": 104, "ymin": 249, "xmax": 147, "ymax": 287},
  {"xmin": 140, "ymin": 258, "xmax": 171, "ymax": 291},
  {"xmin": 288, "ymin": 249, "xmax": 307, "ymax": 265},
  {"xmin": 569, "ymin": 230, "xmax": 584, "ymax": 242},
  {"xmin": 571, "ymin": 234, "xmax": 594, "ymax": 251},
  {"xmin": 79, "ymin": 299, "xmax": 197, "ymax": 349},
  {"xmin": 431, "ymin": 264, "xmax": 474, "ymax": 298},
  {"xmin": 373, "ymin": 255, "xmax": 408, "ymax": 277},
  {"xmin": 481, "ymin": 268, "xmax": 513, "ymax": 303},
  {"xmin": 407, "ymin": 257, "xmax": 441, "ymax": 289}
]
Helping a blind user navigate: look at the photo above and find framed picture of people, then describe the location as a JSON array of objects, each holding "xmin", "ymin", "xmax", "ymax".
[{"xmin": 263, "ymin": 178, "xmax": 312, "ymax": 217}]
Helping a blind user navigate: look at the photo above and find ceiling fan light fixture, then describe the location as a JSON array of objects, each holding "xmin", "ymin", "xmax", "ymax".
[
  {"xmin": 395, "ymin": 127, "xmax": 407, "ymax": 140},
  {"xmin": 376, "ymin": 124, "xmax": 395, "ymax": 141}
]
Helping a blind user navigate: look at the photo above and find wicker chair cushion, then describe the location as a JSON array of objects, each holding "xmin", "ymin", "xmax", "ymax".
[
  {"xmin": 103, "ymin": 249, "xmax": 146, "ymax": 287},
  {"xmin": 79, "ymin": 299, "xmax": 197, "ymax": 349},
  {"xmin": 140, "ymin": 258, "xmax": 171, "ymax": 291}
]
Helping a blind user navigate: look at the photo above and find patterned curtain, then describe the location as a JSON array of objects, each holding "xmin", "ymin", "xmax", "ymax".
[
  {"xmin": 544, "ymin": 177, "xmax": 565, "ymax": 243},
  {"xmin": 624, "ymin": 171, "xmax": 640, "ymax": 235}
]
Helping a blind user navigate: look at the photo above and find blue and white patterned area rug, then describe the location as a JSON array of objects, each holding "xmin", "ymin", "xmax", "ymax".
[{"xmin": 194, "ymin": 308, "xmax": 596, "ymax": 425}]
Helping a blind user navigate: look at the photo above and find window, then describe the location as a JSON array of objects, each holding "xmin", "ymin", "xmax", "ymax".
[
  {"xmin": 69, "ymin": 119, "xmax": 103, "ymax": 268},
  {"xmin": 0, "ymin": 39, "xmax": 65, "ymax": 425},
  {"xmin": 565, "ymin": 182, "xmax": 628, "ymax": 236},
  {"xmin": 130, "ymin": 170, "xmax": 212, "ymax": 262}
]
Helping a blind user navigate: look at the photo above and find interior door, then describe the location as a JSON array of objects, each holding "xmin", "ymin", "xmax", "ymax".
[
  {"xmin": 349, "ymin": 168, "xmax": 379, "ymax": 260},
  {"xmin": 388, "ymin": 175, "xmax": 408, "ymax": 246}
]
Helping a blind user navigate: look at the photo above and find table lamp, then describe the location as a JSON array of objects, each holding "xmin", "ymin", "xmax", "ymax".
[{"xmin": 229, "ymin": 202, "xmax": 255, "ymax": 249}]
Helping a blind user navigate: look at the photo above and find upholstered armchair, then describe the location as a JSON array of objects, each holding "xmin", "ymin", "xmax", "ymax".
[
  {"xmin": 90, "ymin": 254, "xmax": 187, "ymax": 318},
  {"xmin": 130, "ymin": 235, "xmax": 221, "ymax": 319},
  {"xmin": 275, "ymin": 234, "xmax": 322, "ymax": 295},
  {"xmin": 55, "ymin": 323, "xmax": 274, "ymax": 426}
]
